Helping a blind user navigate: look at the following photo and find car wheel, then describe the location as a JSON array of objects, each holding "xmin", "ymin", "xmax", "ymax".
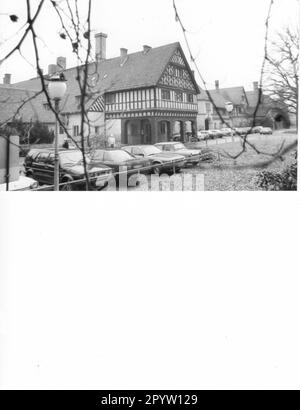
[
  {"xmin": 26, "ymin": 169, "xmax": 33, "ymax": 178},
  {"xmin": 152, "ymin": 163, "xmax": 161, "ymax": 175},
  {"xmin": 97, "ymin": 181, "xmax": 108, "ymax": 191},
  {"xmin": 60, "ymin": 180, "xmax": 73, "ymax": 191}
]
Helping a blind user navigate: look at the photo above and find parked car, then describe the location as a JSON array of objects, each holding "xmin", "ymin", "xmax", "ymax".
[
  {"xmin": 89, "ymin": 149, "xmax": 152, "ymax": 183},
  {"xmin": 251, "ymin": 126, "xmax": 264, "ymax": 134},
  {"xmin": 194, "ymin": 131, "xmax": 210, "ymax": 141},
  {"xmin": 235, "ymin": 127, "xmax": 252, "ymax": 136},
  {"xmin": 24, "ymin": 149, "xmax": 112, "ymax": 190},
  {"xmin": 122, "ymin": 145, "xmax": 185, "ymax": 174},
  {"xmin": 207, "ymin": 129, "xmax": 222, "ymax": 139},
  {"xmin": 154, "ymin": 142, "xmax": 201, "ymax": 166},
  {"xmin": 171, "ymin": 133, "xmax": 181, "ymax": 141},
  {"xmin": 221, "ymin": 128, "xmax": 234, "ymax": 137},
  {"xmin": 260, "ymin": 127, "xmax": 273, "ymax": 135},
  {"xmin": 0, "ymin": 175, "xmax": 39, "ymax": 191}
]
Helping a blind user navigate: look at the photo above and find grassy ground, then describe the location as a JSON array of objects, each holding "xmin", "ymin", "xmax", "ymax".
[{"xmin": 184, "ymin": 131, "xmax": 298, "ymax": 191}]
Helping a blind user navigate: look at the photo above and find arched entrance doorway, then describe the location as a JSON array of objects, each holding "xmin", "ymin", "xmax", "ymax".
[
  {"xmin": 157, "ymin": 120, "xmax": 171, "ymax": 142},
  {"xmin": 141, "ymin": 119, "xmax": 152, "ymax": 144},
  {"xmin": 185, "ymin": 120, "xmax": 196, "ymax": 141},
  {"xmin": 274, "ymin": 114, "xmax": 289, "ymax": 130},
  {"xmin": 173, "ymin": 120, "xmax": 184, "ymax": 141},
  {"xmin": 123, "ymin": 119, "xmax": 152, "ymax": 145}
]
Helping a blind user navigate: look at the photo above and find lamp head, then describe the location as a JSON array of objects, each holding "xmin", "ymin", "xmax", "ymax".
[
  {"xmin": 225, "ymin": 101, "xmax": 234, "ymax": 113},
  {"xmin": 48, "ymin": 73, "xmax": 67, "ymax": 100}
]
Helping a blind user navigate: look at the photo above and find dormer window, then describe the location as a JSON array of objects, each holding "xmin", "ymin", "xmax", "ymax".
[{"xmin": 43, "ymin": 103, "xmax": 50, "ymax": 111}]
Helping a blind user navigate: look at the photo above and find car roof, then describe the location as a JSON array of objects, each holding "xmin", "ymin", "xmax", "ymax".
[
  {"xmin": 124, "ymin": 145, "xmax": 154, "ymax": 149},
  {"xmin": 155, "ymin": 142, "xmax": 180, "ymax": 145},
  {"xmin": 95, "ymin": 148, "xmax": 123, "ymax": 152},
  {"xmin": 29, "ymin": 148, "xmax": 75, "ymax": 154}
]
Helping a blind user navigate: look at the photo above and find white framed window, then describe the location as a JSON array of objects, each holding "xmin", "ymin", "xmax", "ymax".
[
  {"xmin": 175, "ymin": 91, "xmax": 183, "ymax": 102},
  {"xmin": 161, "ymin": 89, "xmax": 171, "ymax": 100},
  {"xmin": 187, "ymin": 93, "xmax": 194, "ymax": 103}
]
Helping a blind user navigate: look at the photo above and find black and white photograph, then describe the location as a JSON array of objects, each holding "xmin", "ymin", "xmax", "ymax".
[
  {"xmin": 0, "ymin": 0, "xmax": 298, "ymax": 191},
  {"xmin": 0, "ymin": 0, "xmax": 299, "ymax": 394}
]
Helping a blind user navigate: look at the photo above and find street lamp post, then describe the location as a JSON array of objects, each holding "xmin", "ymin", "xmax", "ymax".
[
  {"xmin": 225, "ymin": 101, "xmax": 234, "ymax": 140},
  {"xmin": 48, "ymin": 74, "xmax": 67, "ymax": 191}
]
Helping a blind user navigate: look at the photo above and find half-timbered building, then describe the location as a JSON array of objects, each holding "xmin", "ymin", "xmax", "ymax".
[{"xmin": 12, "ymin": 35, "xmax": 200, "ymax": 146}]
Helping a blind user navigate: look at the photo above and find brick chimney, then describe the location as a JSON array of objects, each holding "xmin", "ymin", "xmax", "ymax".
[
  {"xmin": 48, "ymin": 64, "xmax": 57, "ymax": 75},
  {"xmin": 95, "ymin": 32, "xmax": 107, "ymax": 61},
  {"xmin": 3, "ymin": 73, "xmax": 11, "ymax": 85},
  {"xmin": 253, "ymin": 81, "xmax": 259, "ymax": 91},
  {"xmin": 57, "ymin": 56, "xmax": 66, "ymax": 71},
  {"xmin": 120, "ymin": 48, "xmax": 128, "ymax": 58},
  {"xmin": 143, "ymin": 45, "xmax": 151, "ymax": 54},
  {"xmin": 215, "ymin": 80, "xmax": 219, "ymax": 90}
]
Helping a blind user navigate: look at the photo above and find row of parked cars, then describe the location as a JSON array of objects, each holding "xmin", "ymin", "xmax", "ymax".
[
  {"xmin": 23, "ymin": 142, "xmax": 202, "ymax": 190},
  {"xmin": 193, "ymin": 126, "xmax": 273, "ymax": 141}
]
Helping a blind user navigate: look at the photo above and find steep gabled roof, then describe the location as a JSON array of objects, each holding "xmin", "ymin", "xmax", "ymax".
[
  {"xmin": 245, "ymin": 90, "xmax": 260, "ymax": 107},
  {"xmin": 0, "ymin": 86, "xmax": 56, "ymax": 125},
  {"xmin": 220, "ymin": 86, "xmax": 248, "ymax": 105},
  {"xmin": 205, "ymin": 86, "xmax": 249, "ymax": 108},
  {"xmin": 245, "ymin": 90, "xmax": 290, "ymax": 116},
  {"xmin": 12, "ymin": 42, "xmax": 198, "ymax": 115},
  {"xmin": 205, "ymin": 90, "xmax": 227, "ymax": 109}
]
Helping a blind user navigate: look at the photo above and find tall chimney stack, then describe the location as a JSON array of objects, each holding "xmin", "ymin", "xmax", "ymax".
[
  {"xmin": 48, "ymin": 64, "xmax": 57, "ymax": 76},
  {"xmin": 95, "ymin": 33, "xmax": 107, "ymax": 61},
  {"xmin": 253, "ymin": 81, "xmax": 259, "ymax": 91},
  {"xmin": 57, "ymin": 56, "xmax": 67, "ymax": 71},
  {"xmin": 143, "ymin": 45, "xmax": 151, "ymax": 54},
  {"xmin": 3, "ymin": 73, "xmax": 11, "ymax": 85},
  {"xmin": 120, "ymin": 48, "xmax": 128, "ymax": 58},
  {"xmin": 215, "ymin": 80, "xmax": 219, "ymax": 90}
]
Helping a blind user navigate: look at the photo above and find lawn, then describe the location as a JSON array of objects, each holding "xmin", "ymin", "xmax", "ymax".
[{"xmin": 185, "ymin": 131, "xmax": 298, "ymax": 191}]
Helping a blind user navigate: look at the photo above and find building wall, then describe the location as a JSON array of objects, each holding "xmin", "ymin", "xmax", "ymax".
[
  {"xmin": 197, "ymin": 99, "xmax": 213, "ymax": 130},
  {"xmin": 58, "ymin": 112, "xmax": 122, "ymax": 147}
]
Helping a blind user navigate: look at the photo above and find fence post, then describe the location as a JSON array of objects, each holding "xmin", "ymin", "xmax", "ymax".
[{"xmin": 6, "ymin": 135, "xmax": 10, "ymax": 191}]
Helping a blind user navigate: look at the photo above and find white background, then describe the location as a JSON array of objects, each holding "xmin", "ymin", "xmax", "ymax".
[
  {"xmin": 0, "ymin": 0, "xmax": 299, "ymax": 88},
  {"xmin": 0, "ymin": 192, "xmax": 300, "ymax": 390}
]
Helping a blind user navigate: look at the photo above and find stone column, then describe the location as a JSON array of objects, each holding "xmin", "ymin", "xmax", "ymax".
[{"xmin": 150, "ymin": 118, "xmax": 158, "ymax": 144}]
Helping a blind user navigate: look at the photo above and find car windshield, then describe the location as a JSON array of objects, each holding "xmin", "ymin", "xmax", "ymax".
[
  {"xmin": 60, "ymin": 151, "xmax": 89, "ymax": 166},
  {"xmin": 174, "ymin": 143, "xmax": 185, "ymax": 150},
  {"xmin": 142, "ymin": 146, "xmax": 162, "ymax": 155},
  {"xmin": 104, "ymin": 150, "xmax": 133, "ymax": 162}
]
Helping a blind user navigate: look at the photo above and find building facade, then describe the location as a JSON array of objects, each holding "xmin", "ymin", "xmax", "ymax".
[{"xmin": 10, "ymin": 38, "xmax": 199, "ymax": 146}]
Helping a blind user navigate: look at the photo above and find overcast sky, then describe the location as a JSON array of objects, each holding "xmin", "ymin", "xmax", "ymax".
[{"xmin": 0, "ymin": 0, "xmax": 299, "ymax": 90}]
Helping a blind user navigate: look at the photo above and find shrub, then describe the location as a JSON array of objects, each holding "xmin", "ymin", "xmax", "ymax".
[
  {"xmin": 2, "ymin": 119, "xmax": 54, "ymax": 145},
  {"xmin": 199, "ymin": 148, "xmax": 218, "ymax": 162},
  {"xmin": 256, "ymin": 151, "xmax": 297, "ymax": 191}
]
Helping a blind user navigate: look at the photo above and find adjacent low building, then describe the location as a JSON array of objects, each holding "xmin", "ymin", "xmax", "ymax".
[
  {"xmin": 0, "ymin": 83, "xmax": 56, "ymax": 131},
  {"xmin": 197, "ymin": 80, "xmax": 291, "ymax": 131}
]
